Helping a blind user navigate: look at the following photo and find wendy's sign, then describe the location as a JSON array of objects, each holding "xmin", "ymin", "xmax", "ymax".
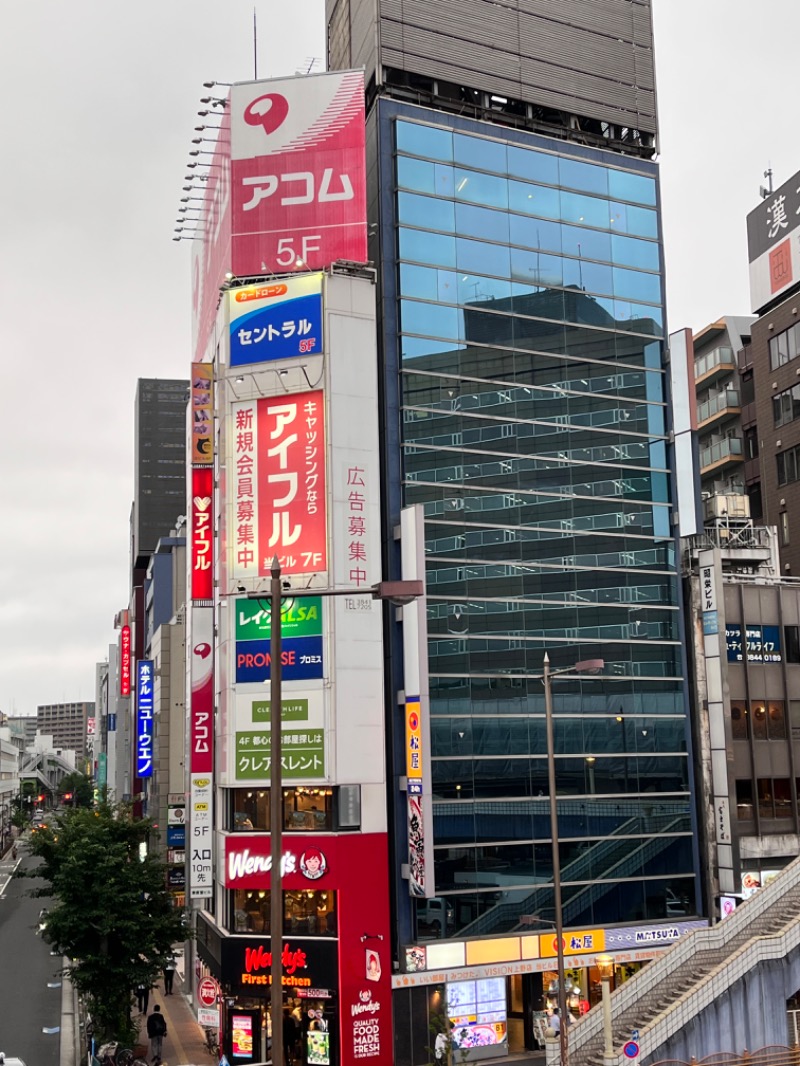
[{"xmin": 221, "ymin": 936, "xmax": 337, "ymax": 992}]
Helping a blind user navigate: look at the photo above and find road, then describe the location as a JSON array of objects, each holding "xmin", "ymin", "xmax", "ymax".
[{"xmin": 0, "ymin": 843, "xmax": 64, "ymax": 1066}]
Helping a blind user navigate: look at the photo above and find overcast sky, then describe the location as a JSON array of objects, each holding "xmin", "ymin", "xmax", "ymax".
[{"xmin": 0, "ymin": 0, "xmax": 797, "ymax": 716}]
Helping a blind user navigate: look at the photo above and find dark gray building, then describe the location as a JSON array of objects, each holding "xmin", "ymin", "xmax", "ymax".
[{"xmin": 132, "ymin": 378, "xmax": 188, "ymax": 570}]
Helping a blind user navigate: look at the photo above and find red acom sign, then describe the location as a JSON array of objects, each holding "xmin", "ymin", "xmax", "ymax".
[
  {"xmin": 229, "ymin": 70, "xmax": 367, "ymax": 276},
  {"xmin": 191, "ymin": 468, "xmax": 214, "ymax": 600}
]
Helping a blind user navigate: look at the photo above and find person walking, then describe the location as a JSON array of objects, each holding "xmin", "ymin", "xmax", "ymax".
[
  {"xmin": 163, "ymin": 953, "xmax": 177, "ymax": 995},
  {"xmin": 146, "ymin": 1003, "xmax": 167, "ymax": 1063},
  {"xmin": 283, "ymin": 1007, "xmax": 298, "ymax": 1066},
  {"xmin": 135, "ymin": 980, "xmax": 150, "ymax": 1014}
]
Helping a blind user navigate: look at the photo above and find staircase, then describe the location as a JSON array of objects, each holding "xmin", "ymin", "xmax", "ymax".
[{"xmin": 569, "ymin": 858, "xmax": 800, "ymax": 1066}]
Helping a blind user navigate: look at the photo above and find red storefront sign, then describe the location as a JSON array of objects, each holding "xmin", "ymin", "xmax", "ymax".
[
  {"xmin": 230, "ymin": 71, "xmax": 367, "ymax": 277},
  {"xmin": 191, "ymin": 467, "xmax": 214, "ymax": 600},
  {"xmin": 120, "ymin": 625, "xmax": 131, "ymax": 696},
  {"xmin": 190, "ymin": 609, "xmax": 214, "ymax": 774},
  {"xmin": 223, "ymin": 832, "xmax": 392, "ymax": 1065}
]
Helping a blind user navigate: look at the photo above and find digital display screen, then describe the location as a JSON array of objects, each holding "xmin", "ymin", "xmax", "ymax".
[
  {"xmin": 448, "ymin": 978, "xmax": 508, "ymax": 1049},
  {"xmin": 231, "ymin": 1014, "xmax": 253, "ymax": 1059}
]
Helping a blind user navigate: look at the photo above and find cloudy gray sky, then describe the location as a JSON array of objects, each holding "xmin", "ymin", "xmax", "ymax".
[{"xmin": 0, "ymin": 0, "xmax": 796, "ymax": 715}]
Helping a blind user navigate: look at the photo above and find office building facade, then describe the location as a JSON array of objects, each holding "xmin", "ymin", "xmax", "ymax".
[
  {"xmin": 326, "ymin": 0, "xmax": 702, "ymax": 1058},
  {"xmin": 36, "ymin": 701, "xmax": 94, "ymax": 760}
]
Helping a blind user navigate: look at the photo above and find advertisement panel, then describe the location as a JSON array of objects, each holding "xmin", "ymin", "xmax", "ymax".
[
  {"xmin": 747, "ymin": 168, "xmax": 800, "ymax": 312},
  {"xmin": 230, "ymin": 391, "xmax": 327, "ymax": 580},
  {"xmin": 230, "ymin": 71, "xmax": 367, "ymax": 276},
  {"xmin": 136, "ymin": 660, "xmax": 154, "ymax": 778},
  {"xmin": 191, "ymin": 362, "xmax": 214, "ymax": 465},
  {"xmin": 219, "ymin": 833, "xmax": 393, "ymax": 1066},
  {"xmin": 120, "ymin": 624, "xmax": 131, "ymax": 696},
  {"xmin": 190, "ymin": 606, "xmax": 214, "ymax": 898},
  {"xmin": 726, "ymin": 623, "xmax": 782, "ymax": 663},
  {"xmin": 191, "ymin": 467, "xmax": 214, "ymax": 601},
  {"xmin": 192, "ymin": 109, "xmax": 232, "ymax": 359},
  {"xmin": 229, "ymin": 275, "xmax": 323, "ymax": 367}
]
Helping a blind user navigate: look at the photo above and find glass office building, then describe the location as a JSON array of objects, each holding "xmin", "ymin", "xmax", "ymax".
[{"xmin": 373, "ymin": 100, "xmax": 699, "ymax": 941}]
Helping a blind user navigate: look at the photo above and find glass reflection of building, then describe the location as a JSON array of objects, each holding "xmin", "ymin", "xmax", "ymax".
[{"xmin": 372, "ymin": 103, "xmax": 700, "ymax": 940}]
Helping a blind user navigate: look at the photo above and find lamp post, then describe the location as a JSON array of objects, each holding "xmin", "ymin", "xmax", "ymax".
[
  {"xmin": 596, "ymin": 953, "xmax": 615, "ymax": 1066},
  {"xmin": 543, "ymin": 653, "xmax": 604, "ymax": 1066},
  {"xmin": 251, "ymin": 565, "xmax": 423, "ymax": 1066}
]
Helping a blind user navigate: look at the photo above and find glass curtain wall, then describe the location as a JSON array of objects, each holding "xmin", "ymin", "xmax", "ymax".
[{"xmin": 385, "ymin": 107, "xmax": 696, "ymax": 938}]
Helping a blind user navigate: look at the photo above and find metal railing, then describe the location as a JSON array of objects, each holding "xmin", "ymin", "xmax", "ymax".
[
  {"xmin": 698, "ymin": 389, "xmax": 740, "ymax": 424},
  {"xmin": 695, "ymin": 346, "xmax": 736, "ymax": 379},
  {"xmin": 700, "ymin": 436, "xmax": 743, "ymax": 469}
]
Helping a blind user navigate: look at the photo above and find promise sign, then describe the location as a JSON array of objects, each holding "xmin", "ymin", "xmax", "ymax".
[{"xmin": 231, "ymin": 391, "xmax": 327, "ymax": 579}]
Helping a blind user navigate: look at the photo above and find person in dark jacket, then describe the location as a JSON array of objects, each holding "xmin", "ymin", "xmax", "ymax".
[{"xmin": 146, "ymin": 1004, "xmax": 167, "ymax": 1063}]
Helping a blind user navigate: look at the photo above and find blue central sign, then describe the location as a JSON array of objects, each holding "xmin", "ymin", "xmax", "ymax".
[
  {"xmin": 136, "ymin": 659, "xmax": 154, "ymax": 778},
  {"xmin": 229, "ymin": 276, "xmax": 323, "ymax": 368}
]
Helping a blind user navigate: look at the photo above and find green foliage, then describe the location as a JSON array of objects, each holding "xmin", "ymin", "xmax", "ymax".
[
  {"xmin": 58, "ymin": 770, "xmax": 94, "ymax": 808},
  {"xmin": 427, "ymin": 1004, "xmax": 470, "ymax": 1066},
  {"xmin": 23, "ymin": 803, "xmax": 185, "ymax": 1044}
]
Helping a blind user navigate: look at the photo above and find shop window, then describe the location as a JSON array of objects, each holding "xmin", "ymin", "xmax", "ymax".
[
  {"xmin": 730, "ymin": 701, "xmax": 749, "ymax": 740},
  {"xmin": 231, "ymin": 889, "xmax": 337, "ymax": 936},
  {"xmin": 757, "ymin": 777, "xmax": 792, "ymax": 819},
  {"xmin": 229, "ymin": 787, "xmax": 335, "ymax": 832},
  {"xmin": 736, "ymin": 779, "xmax": 754, "ymax": 820},
  {"xmin": 751, "ymin": 701, "xmax": 786, "ymax": 740}
]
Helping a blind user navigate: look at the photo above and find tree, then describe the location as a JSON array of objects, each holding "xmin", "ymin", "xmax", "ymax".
[
  {"xmin": 58, "ymin": 770, "xmax": 94, "ymax": 808},
  {"xmin": 23, "ymin": 803, "xmax": 185, "ymax": 1043}
]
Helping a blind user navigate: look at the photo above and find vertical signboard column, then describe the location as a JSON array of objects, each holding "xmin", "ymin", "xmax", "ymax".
[{"xmin": 190, "ymin": 366, "xmax": 215, "ymax": 900}]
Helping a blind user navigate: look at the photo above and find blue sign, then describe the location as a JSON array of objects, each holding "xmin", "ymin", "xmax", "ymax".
[
  {"xmin": 167, "ymin": 825, "xmax": 186, "ymax": 848},
  {"xmin": 623, "ymin": 1042, "xmax": 640, "ymax": 1059},
  {"xmin": 108, "ymin": 713, "xmax": 116, "ymax": 732},
  {"xmin": 235, "ymin": 635, "xmax": 324, "ymax": 684},
  {"xmin": 702, "ymin": 611, "xmax": 718, "ymax": 636},
  {"xmin": 230, "ymin": 288, "xmax": 323, "ymax": 367},
  {"xmin": 726, "ymin": 624, "xmax": 782, "ymax": 663},
  {"xmin": 136, "ymin": 659, "xmax": 154, "ymax": 778}
]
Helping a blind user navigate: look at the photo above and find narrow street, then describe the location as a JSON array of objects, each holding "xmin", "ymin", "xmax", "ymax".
[{"xmin": 0, "ymin": 846, "xmax": 63, "ymax": 1066}]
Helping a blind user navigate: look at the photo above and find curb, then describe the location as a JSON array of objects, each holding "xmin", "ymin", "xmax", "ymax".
[{"xmin": 60, "ymin": 959, "xmax": 79, "ymax": 1066}]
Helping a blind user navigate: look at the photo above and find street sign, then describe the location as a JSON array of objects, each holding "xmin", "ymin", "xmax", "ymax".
[
  {"xmin": 623, "ymin": 1041, "xmax": 640, "ymax": 1059},
  {"xmin": 198, "ymin": 1006, "xmax": 220, "ymax": 1028},
  {"xmin": 198, "ymin": 976, "xmax": 220, "ymax": 1007}
]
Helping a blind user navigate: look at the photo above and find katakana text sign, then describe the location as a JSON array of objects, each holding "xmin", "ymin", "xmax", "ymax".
[
  {"xmin": 192, "ymin": 467, "xmax": 214, "ymax": 600},
  {"xmin": 230, "ymin": 71, "xmax": 367, "ymax": 276},
  {"xmin": 231, "ymin": 390, "xmax": 327, "ymax": 578},
  {"xmin": 136, "ymin": 659, "xmax": 154, "ymax": 778},
  {"xmin": 229, "ymin": 274, "xmax": 323, "ymax": 367},
  {"xmin": 235, "ymin": 730, "xmax": 325, "ymax": 780}
]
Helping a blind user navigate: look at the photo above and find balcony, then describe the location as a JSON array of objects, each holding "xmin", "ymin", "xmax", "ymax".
[
  {"xmin": 694, "ymin": 345, "xmax": 737, "ymax": 387},
  {"xmin": 700, "ymin": 436, "xmax": 744, "ymax": 474},
  {"xmin": 697, "ymin": 388, "xmax": 740, "ymax": 430}
]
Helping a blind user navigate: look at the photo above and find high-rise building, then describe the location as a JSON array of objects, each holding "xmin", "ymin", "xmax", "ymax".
[
  {"xmin": 325, "ymin": 0, "xmax": 701, "ymax": 1056},
  {"xmin": 132, "ymin": 378, "xmax": 188, "ymax": 569},
  {"xmin": 36, "ymin": 701, "xmax": 93, "ymax": 759}
]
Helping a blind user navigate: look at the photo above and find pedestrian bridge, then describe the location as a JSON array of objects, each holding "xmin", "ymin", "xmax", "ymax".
[
  {"xmin": 570, "ymin": 855, "xmax": 800, "ymax": 1066},
  {"xmin": 18, "ymin": 750, "xmax": 76, "ymax": 796}
]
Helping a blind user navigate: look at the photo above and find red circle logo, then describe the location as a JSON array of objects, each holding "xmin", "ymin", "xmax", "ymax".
[{"xmin": 198, "ymin": 977, "xmax": 218, "ymax": 1007}]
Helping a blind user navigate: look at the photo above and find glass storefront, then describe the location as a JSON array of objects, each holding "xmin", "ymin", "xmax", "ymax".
[{"xmin": 229, "ymin": 787, "xmax": 334, "ymax": 832}]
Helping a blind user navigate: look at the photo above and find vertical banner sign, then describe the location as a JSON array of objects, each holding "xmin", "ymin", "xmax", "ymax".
[
  {"xmin": 190, "ymin": 606, "xmax": 214, "ymax": 898},
  {"xmin": 120, "ymin": 624, "xmax": 131, "ymax": 696},
  {"xmin": 231, "ymin": 391, "xmax": 327, "ymax": 579},
  {"xmin": 191, "ymin": 362, "xmax": 214, "ymax": 464},
  {"xmin": 136, "ymin": 660, "xmax": 154, "ymax": 778},
  {"xmin": 401, "ymin": 505, "xmax": 435, "ymax": 899},
  {"xmin": 230, "ymin": 70, "xmax": 367, "ymax": 277},
  {"xmin": 192, "ymin": 467, "xmax": 214, "ymax": 600}
]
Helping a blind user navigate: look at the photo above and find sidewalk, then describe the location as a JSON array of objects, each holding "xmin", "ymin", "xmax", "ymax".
[{"xmin": 140, "ymin": 972, "xmax": 210, "ymax": 1066}]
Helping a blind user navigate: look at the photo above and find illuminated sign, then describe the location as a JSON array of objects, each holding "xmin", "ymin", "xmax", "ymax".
[
  {"xmin": 120, "ymin": 625, "xmax": 131, "ymax": 696},
  {"xmin": 229, "ymin": 275, "xmax": 323, "ymax": 367},
  {"xmin": 230, "ymin": 71, "xmax": 367, "ymax": 276},
  {"xmin": 231, "ymin": 391, "xmax": 327, "ymax": 580},
  {"xmin": 191, "ymin": 362, "xmax": 214, "ymax": 464},
  {"xmin": 136, "ymin": 660, "xmax": 154, "ymax": 778},
  {"xmin": 191, "ymin": 468, "xmax": 214, "ymax": 600},
  {"xmin": 540, "ymin": 928, "xmax": 605, "ymax": 957}
]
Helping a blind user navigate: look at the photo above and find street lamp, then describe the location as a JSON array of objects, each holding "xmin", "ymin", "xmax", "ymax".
[
  {"xmin": 596, "ymin": 952, "xmax": 615, "ymax": 1066},
  {"xmin": 249, "ymin": 561, "xmax": 423, "ymax": 1066},
  {"xmin": 543, "ymin": 653, "xmax": 604, "ymax": 1066}
]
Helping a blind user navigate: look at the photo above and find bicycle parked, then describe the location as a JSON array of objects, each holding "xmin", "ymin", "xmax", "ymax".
[
  {"xmin": 203, "ymin": 1027, "xmax": 221, "ymax": 1057},
  {"xmin": 94, "ymin": 1042, "xmax": 147, "ymax": 1066}
]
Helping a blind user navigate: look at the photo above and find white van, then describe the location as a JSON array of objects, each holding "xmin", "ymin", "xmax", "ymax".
[{"xmin": 416, "ymin": 897, "xmax": 455, "ymax": 937}]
